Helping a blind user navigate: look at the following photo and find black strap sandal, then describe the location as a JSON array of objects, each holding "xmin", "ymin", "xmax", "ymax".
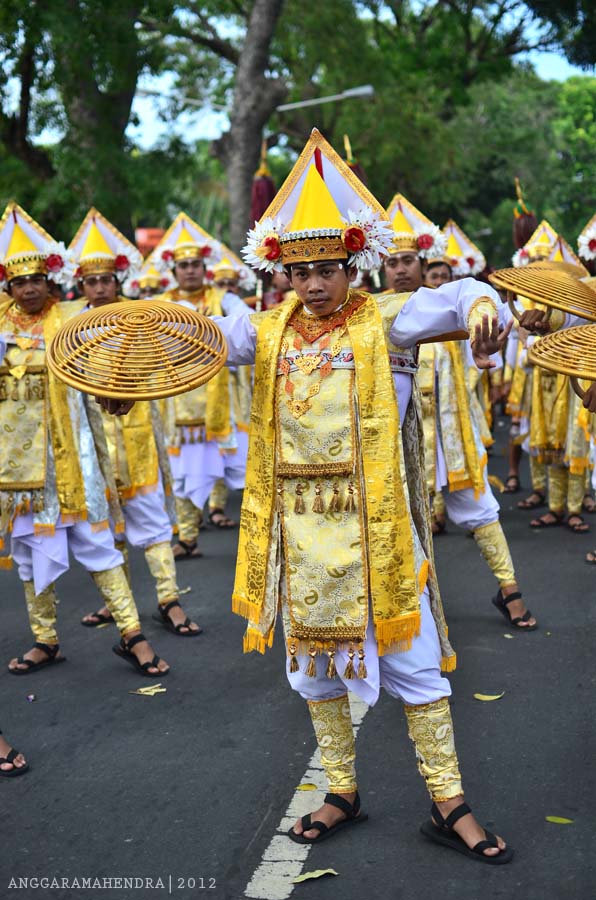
[
  {"xmin": 287, "ymin": 791, "xmax": 368, "ymax": 845},
  {"xmin": 151, "ymin": 599, "xmax": 203, "ymax": 637},
  {"xmin": 502, "ymin": 474, "xmax": 521, "ymax": 494},
  {"xmin": 517, "ymin": 490, "xmax": 546, "ymax": 510},
  {"xmin": 0, "ymin": 747, "xmax": 29, "ymax": 777},
  {"xmin": 80, "ymin": 609, "xmax": 114, "ymax": 628},
  {"xmin": 112, "ymin": 633, "xmax": 169, "ymax": 677},
  {"xmin": 172, "ymin": 539, "xmax": 203, "ymax": 560},
  {"xmin": 566, "ymin": 514, "xmax": 590, "ymax": 534},
  {"xmin": 207, "ymin": 508, "xmax": 237, "ymax": 529},
  {"xmin": 420, "ymin": 802, "xmax": 513, "ymax": 865},
  {"xmin": 8, "ymin": 641, "xmax": 66, "ymax": 676},
  {"xmin": 492, "ymin": 589, "xmax": 537, "ymax": 631},
  {"xmin": 530, "ymin": 510, "xmax": 564, "ymax": 528}
]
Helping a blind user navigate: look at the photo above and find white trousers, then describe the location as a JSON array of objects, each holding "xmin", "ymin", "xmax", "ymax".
[
  {"xmin": 11, "ymin": 514, "xmax": 123, "ymax": 596},
  {"xmin": 170, "ymin": 432, "xmax": 248, "ymax": 510},
  {"xmin": 442, "ymin": 470, "xmax": 501, "ymax": 532},
  {"xmin": 119, "ymin": 487, "xmax": 172, "ymax": 549},
  {"xmin": 286, "ymin": 590, "xmax": 451, "ymax": 707}
]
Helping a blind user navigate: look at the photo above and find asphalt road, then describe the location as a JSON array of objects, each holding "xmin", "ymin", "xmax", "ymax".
[{"xmin": 1, "ymin": 416, "xmax": 595, "ymax": 900}]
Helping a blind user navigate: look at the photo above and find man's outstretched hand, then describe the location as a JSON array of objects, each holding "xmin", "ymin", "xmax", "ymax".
[{"xmin": 471, "ymin": 315, "xmax": 512, "ymax": 370}]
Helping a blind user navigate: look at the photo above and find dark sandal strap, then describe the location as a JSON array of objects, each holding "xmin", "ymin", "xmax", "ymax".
[
  {"xmin": 174, "ymin": 618, "xmax": 193, "ymax": 633},
  {"xmin": 177, "ymin": 539, "xmax": 197, "ymax": 553},
  {"xmin": 34, "ymin": 641, "xmax": 59, "ymax": 657},
  {"xmin": 473, "ymin": 829, "xmax": 499, "ymax": 854},
  {"xmin": 14, "ymin": 657, "xmax": 35, "ymax": 669},
  {"xmin": 442, "ymin": 802, "xmax": 472, "ymax": 830},
  {"xmin": 160, "ymin": 599, "xmax": 182, "ymax": 616},
  {"xmin": 139, "ymin": 655, "xmax": 161, "ymax": 672},
  {"xmin": 324, "ymin": 791, "xmax": 359, "ymax": 818},
  {"xmin": 511, "ymin": 610, "xmax": 532, "ymax": 625},
  {"xmin": 5, "ymin": 749, "xmax": 18, "ymax": 763},
  {"xmin": 304, "ymin": 819, "xmax": 329, "ymax": 836},
  {"xmin": 123, "ymin": 633, "xmax": 147, "ymax": 651},
  {"xmin": 500, "ymin": 591, "xmax": 522, "ymax": 606}
]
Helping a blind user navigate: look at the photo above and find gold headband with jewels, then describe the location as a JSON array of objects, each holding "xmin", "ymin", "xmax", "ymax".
[
  {"xmin": 78, "ymin": 256, "xmax": 117, "ymax": 278},
  {"xmin": 213, "ymin": 265, "xmax": 238, "ymax": 281},
  {"xmin": 388, "ymin": 235, "xmax": 420, "ymax": 255},
  {"xmin": 280, "ymin": 232, "xmax": 347, "ymax": 265},
  {"xmin": 5, "ymin": 253, "xmax": 47, "ymax": 281},
  {"xmin": 173, "ymin": 245, "xmax": 206, "ymax": 263}
]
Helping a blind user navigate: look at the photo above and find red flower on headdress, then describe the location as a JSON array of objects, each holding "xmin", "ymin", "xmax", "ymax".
[
  {"xmin": 257, "ymin": 235, "xmax": 281, "ymax": 262},
  {"xmin": 160, "ymin": 277, "xmax": 170, "ymax": 288},
  {"xmin": 450, "ymin": 257, "xmax": 459, "ymax": 267},
  {"xmin": 115, "ymin": 254, "xmax": 130, "ymax": 271},
  {"xmin": 205, "ymin": 269, "xmax": 214, "ymax": 281},
  {"xmin": 201, "ymin": 246, "xmax": 212, "ymax": 258},
  {"xmin": 417, "ymin": 234, "xmax": 433, "ymax": 251},
  {"xmin": 46, "ymin": 253, "xmax": 64, "ymax": 273},
  {"xmin": 343, "ymin": 225, "xmax": 367, "ymax": 253},
  {"xmin": 161, "ymin": 249, "xmax": 174, "ymax": 262},
  {"xmin": 520, "ymin": 248, "xmax": 529, "ymax": 258},
  {"xmin": 466, "ymin": 257, "xmax": 476, "ymax": 270},
  {"xmin": 130, "ymin": 280, "xmax": 140, "ymax": 291},
  {"xmin": 75, "ymin": 266, "xmax": 82, "ymax": 279},
  {"xmin": 0, "ymin": 264, "xmax": 6, "ymax": 282},
  {"xmin": 589, "ymin": 238, "xmax": 596, "ymax": 253}
]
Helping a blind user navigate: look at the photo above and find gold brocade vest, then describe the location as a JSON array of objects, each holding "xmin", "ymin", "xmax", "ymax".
[
  {"xmin": 232, "ymin": 290, "xmax": 448, "ymax": 662},
  {"xmin": 156, "ymin": 286, "xmax": 232, "ymax": 442},
  {"xmin": 417, "ymin": 341, "xmax": 486, "ymax": 498},
  {"xmin": 0, "ymin": 298, "xmax": 90, "ymax": 525}
]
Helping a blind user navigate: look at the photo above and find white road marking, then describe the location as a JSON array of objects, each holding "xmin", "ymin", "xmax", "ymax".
[{"xmin": 243, "ymin": 693, "xmax": 370, "ymax": 900}]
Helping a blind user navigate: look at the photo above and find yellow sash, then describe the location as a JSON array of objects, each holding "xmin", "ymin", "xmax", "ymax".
[{"xmin": 232, "ymin": 291, "xmax": 420, "ymax": 656}]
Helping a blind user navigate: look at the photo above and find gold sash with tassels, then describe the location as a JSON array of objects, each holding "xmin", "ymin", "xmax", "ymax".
[
  {"xmin": 232, "ymin": 291, "xmax": 421, "ymax": 657},
  {"xmin": 0, "ymin": 298, "xmax": 88, "ymax": 520},
  {"xmin": 442, "ymin": 342, "xmax": 486, "ymax": 499},
  {"xmin": 167, "ymin": 287, "xmax": 231, "ymax": 441}
]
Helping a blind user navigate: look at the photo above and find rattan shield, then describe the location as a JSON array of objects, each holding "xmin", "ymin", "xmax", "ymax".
[
  {"xmin": 527, "ymin": 325, "xmax": 596, "ymax": 380},
  {"xmin": 47, "ymin": 300, "xmax": 228, "ymax": 399},
  {"xmin": 488, "ymin": 267, "xmax": 596, "ymax": 322}
]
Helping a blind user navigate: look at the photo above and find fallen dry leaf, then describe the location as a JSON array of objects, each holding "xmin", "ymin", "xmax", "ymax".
[
  {"xmin": 473, "ymin": 692, "xmax": 505, "ymax": 701},
  {"xmin": 545, "ymin": 816, "xmax": 573, "ymax": 825},
  {"xmin": 293, "ymin": 869, "xmax": 338, "ymax": 884}
]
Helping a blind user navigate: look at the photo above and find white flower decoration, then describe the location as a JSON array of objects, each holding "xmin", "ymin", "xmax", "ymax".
[
  {"xmin": 579, "ymin": 224, "xmax": 596, "ymax": 261},
  {"xmin": 512, "ymin": 248, "xmax": 531, "ymax": 267},
  {"xmin": 343, "ymin": 207, "xmax": 394, "ymax": 270},
  {"xmin": 241, "ymin": 217, "xmax": 286, "ymax": 273}
]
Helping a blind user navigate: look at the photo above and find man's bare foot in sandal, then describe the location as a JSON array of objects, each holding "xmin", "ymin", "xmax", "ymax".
[
  {"xmin": 493, "ymin": 584, "xmax": 537, "ymax": 630},
  {"xmin": 289, "ymin": 790, "xmax": 367, "ymax": 844},
  {"xmin": 172, "ymin": 540, "xmax": 203, "ymax": 560},
  {"xmin": 424, "ymin": 796, "xmax": 512, "ymax": 863},
  {"xmin": 113, "ymin": 631, "xmax": 170, "ymax": 677},
  {"xmin": 8, "ymin": 641, "xmax": 66, "ymax": 674},
  {"xmin": 0, "ymin": 733, "xmax": 29, "ymax": 777},
  {"xmin": 518, "ymin": 490, "xmax": 545, "ymax": 510}
]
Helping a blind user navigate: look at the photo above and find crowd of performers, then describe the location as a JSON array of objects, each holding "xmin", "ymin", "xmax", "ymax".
[{"xmin": 1, "ymin": 128, "xmax": 595, "ymax": 867}]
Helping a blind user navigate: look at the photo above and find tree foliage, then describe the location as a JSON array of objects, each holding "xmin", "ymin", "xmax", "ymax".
[{"xmin": 0, "ymin": 0, "xmax": 593, "ymax": 263}]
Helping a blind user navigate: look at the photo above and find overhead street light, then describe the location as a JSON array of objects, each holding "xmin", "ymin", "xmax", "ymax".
[{"xmin": 276, "ymin": 85, "xmax": 375, "ymax": 113}]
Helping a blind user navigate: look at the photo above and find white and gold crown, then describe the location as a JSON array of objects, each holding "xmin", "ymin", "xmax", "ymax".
[{"xmin": 242, "ymin": 128, "xmax": 394, "ymax": 273}]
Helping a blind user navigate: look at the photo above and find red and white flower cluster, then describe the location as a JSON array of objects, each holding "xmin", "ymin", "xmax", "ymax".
[{"xmin": 578, "ymin": 224, "xmax": 596, "ymax": 261}]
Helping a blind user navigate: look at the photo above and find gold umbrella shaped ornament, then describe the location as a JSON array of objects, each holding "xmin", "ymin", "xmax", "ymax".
[
  {"xmin": 46, "ymin": 300, "xmax": 227, "ymax": 399},
  {"xmin": 488, "ymin": 265, "xmax": 596, "ymax": 325},
  {"xmin": 527, "ymin": 325, "xmax": 596, "ymax": 401}
]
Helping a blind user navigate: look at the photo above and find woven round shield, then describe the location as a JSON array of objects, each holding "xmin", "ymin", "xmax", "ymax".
[
  {"xmin": 47, "ymin": 300, "xmax": 228, "ymax": 399},
  {"xmin": 531, "ymin": 260, "xmax": 588, "ymax": 279},
  {"xmin": 489, "ymin": 266, "xmax": 596, "ymax": 322},
  {"xmin": 527, "ymin": 325, "xmax": 596, "ymax": 381}
]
